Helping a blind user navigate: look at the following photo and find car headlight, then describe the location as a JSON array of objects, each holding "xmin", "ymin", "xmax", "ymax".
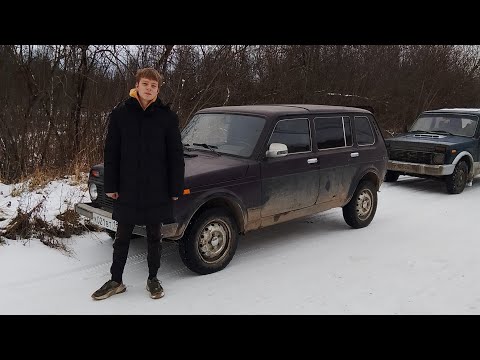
[{"xmin": 89, "ymin": 183, "xmax": 98, "ymax": 201}]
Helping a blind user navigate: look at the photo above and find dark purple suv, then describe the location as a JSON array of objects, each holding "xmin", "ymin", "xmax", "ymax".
[{"xmin": 75, "ymin": 105, "xmax": 388, "ymax": 274}]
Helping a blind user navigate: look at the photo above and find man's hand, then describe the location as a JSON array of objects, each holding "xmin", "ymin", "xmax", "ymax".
[
  {"xmin": 106, "ymin": 192, "xmax": 119, "ymax": 199},
  {"xmin": 171, "ymin": 197, "xmax": 178, "ymax": 201}
]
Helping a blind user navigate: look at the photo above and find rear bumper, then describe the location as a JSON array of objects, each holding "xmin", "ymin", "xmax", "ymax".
[
  {"xmin": 387, "ymin": 160, "xmax": 455, "ymax": 176},
  {"xmin": 74, "ymin": 202, "xmax": 179, "ymax": 238}
]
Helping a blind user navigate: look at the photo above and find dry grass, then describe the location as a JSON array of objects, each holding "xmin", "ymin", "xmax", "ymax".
[
  {"xmin": 3, "ymin": 209, "xmax": 35, "ymax": 239},
  {"xmin": 29, "ymin": 167, "xmax": 64, "ymax": 192},
  {"xmin": 66, "ymin": 154, "xmax": 92, "ymax": 186},
  {"xmin": 68, "ymin": 162, "xmax": 89, "ymax": 186},
  {"xmin": 9, "ymin": 167, "xmax": 62, "ymax": 197},
  {"xmin": 55, "ymin": 209, "xmax": 99, "ymax": 236},
  {"xmin": 1, "ymin": 163, "xmax": 102, "ymax": 254},
  {"xmin": 9, "ymin": 165, "xmax": 90, "ymax": 198},
  {"xmin": 1, "ymin": 199, "xmax": 100, "ymax": 256},
  {"xmin": 10, "ymin": 182, "xmax": 28, "ymax": 197}
]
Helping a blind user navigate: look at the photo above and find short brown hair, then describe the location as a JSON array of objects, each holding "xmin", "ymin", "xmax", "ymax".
[{"xmin": 135, "ymin": 68, "xmax": 164, "ymax": 85}]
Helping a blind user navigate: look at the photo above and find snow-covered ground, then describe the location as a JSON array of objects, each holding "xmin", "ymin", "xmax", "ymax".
[
  {"xmin": 1, "ymin": 175, "xmax": 480, "ymax": 314},
  {"xmin": 0, "ymin": 176, "xmax": 89, "ymax": 231}
]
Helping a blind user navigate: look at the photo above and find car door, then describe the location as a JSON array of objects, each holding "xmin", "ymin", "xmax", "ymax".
[
  {"xmin": 260, "ymin": 117, "xmax": 319, "ymax": 217},
  {"xmin": 313, "ymin": 115, "xmax": 353, "ymax": 204},
  {"xmin": 343, "ymin": 114, "xmax": 379, "ymax": 188}
]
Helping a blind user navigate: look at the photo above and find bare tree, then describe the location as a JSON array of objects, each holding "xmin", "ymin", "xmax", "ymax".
[{"xmin": 2, "ymin": 44, "xmax": 480, "ymax": 183}]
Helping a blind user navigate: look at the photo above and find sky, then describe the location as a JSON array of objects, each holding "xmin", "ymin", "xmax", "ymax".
[{"xmin": 1, "ymin": 175, "xmax": 480, "ymax": 314}]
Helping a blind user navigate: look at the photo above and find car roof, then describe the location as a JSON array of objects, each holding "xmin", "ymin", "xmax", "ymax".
[
  {"xmin": 197, "ymin": 104, "xmax": 371, "ymax": 117},
  {"xmin": 423, "ymin": 108, "xmax": 480, "ymax": 115}
]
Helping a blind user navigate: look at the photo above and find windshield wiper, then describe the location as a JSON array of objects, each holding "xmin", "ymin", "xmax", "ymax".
[
  {"xmin": 182, "ymin": 143, "xmax": 198, "ymax": 157},
  {"xmin": 183, "ymin": 143, "xmax": 194, "ymax": 151},
  {"xmin": 192, "ymin": 143, "xmax": 221, "ymax": 156}
]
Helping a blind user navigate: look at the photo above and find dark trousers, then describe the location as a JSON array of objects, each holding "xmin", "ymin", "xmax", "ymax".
[{"xmin": 110, "ymin": 222, "xmax": 163, "ymax": 283}]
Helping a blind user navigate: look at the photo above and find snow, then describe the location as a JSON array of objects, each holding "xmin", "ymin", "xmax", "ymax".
[
  {"xmin": 327, "ymin": 92, "xmax": 355, "ymax": 97},
  {"xmin": 0, "ymin": 176, "xmax": 89, "ymax": 231},
  {"xmin": 1, "ymin": 175, "xmax": 480, "ymax": 314},
  {"xmin": 436, "ymin": 108, "xmax": 480, "ymax": 112}
]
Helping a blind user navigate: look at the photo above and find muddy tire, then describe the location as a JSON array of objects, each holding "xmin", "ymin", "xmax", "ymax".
[
  {"xmin": 446, "ymin": 160, "xmax": 468, "ymax": 194},
  {"xmin": 343, "ymin": 180, "xmax": 378, "ymax": 229},
  {"xmin": 179, "ymin": 208, "xmax": 239, "ymax": 275},
  {"xmin": 384, "ymin": 170, "xmax": 400, "ymax": 182}
]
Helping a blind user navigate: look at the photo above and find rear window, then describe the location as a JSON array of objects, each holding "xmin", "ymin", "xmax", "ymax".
[
  {"xmin": 355, "ymin": 116, "xmax": 375, "ymax": 145},
  {"xmin": 314, "ymin": 116, "xmax": 352, "ymax": 149}
]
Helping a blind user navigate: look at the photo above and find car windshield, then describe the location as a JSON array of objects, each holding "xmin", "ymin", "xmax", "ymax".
[
  {"xmin": 410, "ymin": 114, "xmax": 478, "ymax": 137},
  {"xmin": 181, "ymin": 113, "xmax": 266, "ymax": 157}
]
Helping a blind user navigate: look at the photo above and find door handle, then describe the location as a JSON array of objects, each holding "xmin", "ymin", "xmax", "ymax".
[
  {"xmin": 350, "ymin": 152, "xmax": 359, "ymax": 158},
  {"xmin": 307, "ymin": 158, "xmax": 318, "ymax": 164}
]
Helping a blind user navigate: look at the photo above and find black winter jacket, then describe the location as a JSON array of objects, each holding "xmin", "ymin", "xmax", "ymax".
[{"xmin": 104, "ymin": 96, "xmax": 185, "ymax": 224}]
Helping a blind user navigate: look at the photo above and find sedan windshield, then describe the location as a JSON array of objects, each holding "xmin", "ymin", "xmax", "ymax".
[
  {"xmin": 410, "ymin": 114, "xmax": 478, "ymax": 137},
  {"xmin": 182, "ymin": 113, "xmax": 266, "ymax": 157}
]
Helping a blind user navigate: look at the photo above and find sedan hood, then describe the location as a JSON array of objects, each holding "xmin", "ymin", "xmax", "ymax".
[
  {"xmin": 91, "ymin": 152, "xmax": 253, "ymax": 189},
  {"xmin": 184, "ymin": 152, "xmax": 252, "ymax": 188}
]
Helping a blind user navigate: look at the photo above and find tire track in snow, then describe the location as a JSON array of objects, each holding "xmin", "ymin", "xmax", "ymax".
[{"xmin": 5, "ymin": 242, "xmax": 179, "ymax": 288}]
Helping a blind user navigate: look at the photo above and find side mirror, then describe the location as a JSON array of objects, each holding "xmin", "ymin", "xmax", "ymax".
[{"xmin": 266, "ymin": 143, "xmax": 288, "ymax": 158}]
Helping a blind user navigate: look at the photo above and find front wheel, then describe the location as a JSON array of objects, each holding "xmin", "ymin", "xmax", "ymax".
[
  {"xmin": 179, "ymin": 208, "xmax": 239, "ymax": 275},
  {"xmin": 446, "ymin": 161, "xmax": 468, "ymax": 194},
  {"xmin": 343, "ymin": 180, "xmax": 378, "ymax": 229}
]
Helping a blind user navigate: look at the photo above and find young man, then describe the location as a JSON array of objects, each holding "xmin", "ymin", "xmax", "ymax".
[{"xmin": 92, "ymin": 68, "xmax": 185, "ymax": 300}]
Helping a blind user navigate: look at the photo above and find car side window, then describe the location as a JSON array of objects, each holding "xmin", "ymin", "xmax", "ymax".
[
  {"xmin": 267, "ymin": 118, "xmax": 311, "ymax": 154},
  {"xmin": 354, "ymin": 116, "xmax": 375, "ymax": 145},
  {"xmin": 314, "ymin": 116, "xmax": 352, "ymax": 150}
]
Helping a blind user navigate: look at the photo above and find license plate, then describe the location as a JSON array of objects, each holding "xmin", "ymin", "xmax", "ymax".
[{"xmin": 92, "ymin": 213, "xmax": 118, "ymax": 232}]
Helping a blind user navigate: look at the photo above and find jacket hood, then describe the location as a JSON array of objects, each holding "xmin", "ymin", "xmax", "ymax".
[{"xmin": 129, "ymin": 88, "xmax": 158, "ymax": 110}]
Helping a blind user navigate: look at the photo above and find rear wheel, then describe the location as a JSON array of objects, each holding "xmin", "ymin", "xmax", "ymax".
[
  {"xmin": 343, "ymin": 180, "xmax": 378, "ymax": 229},
  {"xmin": 446, "ymin": 160, "xmax": 468, "ymax": 194}
]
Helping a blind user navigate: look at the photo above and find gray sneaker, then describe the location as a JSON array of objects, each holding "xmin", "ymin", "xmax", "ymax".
[
  {"xmin": 91, "ymin": 280, "xmax": 126, "ymax": 300},
  {"xmin": 146, "ymin": 278, "xmax": 164, "ymax": 299}
]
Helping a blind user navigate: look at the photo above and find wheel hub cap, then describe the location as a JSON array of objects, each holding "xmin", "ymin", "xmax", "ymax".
[{"xmin": 199, "ymin": 222, "xmax": 229, "ymax": 261}]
